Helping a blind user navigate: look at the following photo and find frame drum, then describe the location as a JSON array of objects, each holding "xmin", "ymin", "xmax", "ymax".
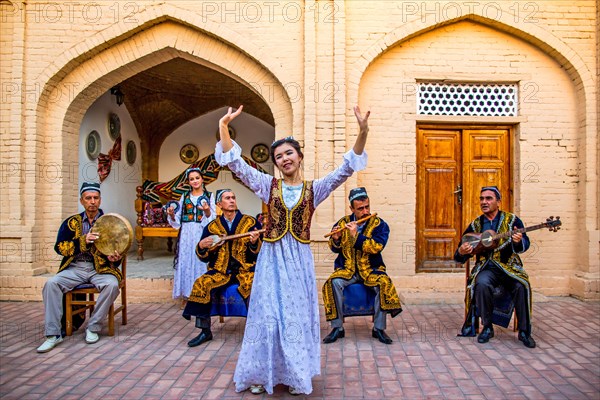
[{"xmin": 91, "ymin": 213, "xmax": 133, "ymax": 256}]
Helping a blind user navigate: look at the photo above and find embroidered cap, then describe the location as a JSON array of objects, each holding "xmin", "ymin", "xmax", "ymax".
[
  {"xmin": 185, "ymin": 167, "xmax": 202, "ymax": 180},
  {"xmin": 349, "ymin": 187, "xmax": 368, "ymax": 203},
  {"xmin": 216, "ymin": 188, "xmax": 233, "ymax": 202},
  {"xmin": 481, "ymin": 186, "xmax": 501, "ymax": 200},
  {"xmin": 80, "ymin": 182, "xmax": 101, "ymax": 196}
]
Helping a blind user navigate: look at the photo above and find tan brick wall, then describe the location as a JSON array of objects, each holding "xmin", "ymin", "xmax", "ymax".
[{"xmin": 1, "ymin": 1, "xmax": 597, "ymax": 301}]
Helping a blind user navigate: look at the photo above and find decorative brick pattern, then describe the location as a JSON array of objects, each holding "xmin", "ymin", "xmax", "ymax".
[
  {"xmin": 0, "ymin": 299, "xmax": 598, "ymax": 398},
  {"xmin": 0, "ymin": 1, "xmax": 597, "ymax": 300}
]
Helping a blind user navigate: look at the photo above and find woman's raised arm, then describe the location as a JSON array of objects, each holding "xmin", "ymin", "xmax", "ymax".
[
  {"xmin": 219, "ymin": 105, "xmax": 244, "ymax": 152},
  {"xmin": 352, "ymin": 105, "xmax": 370, "ymax": 155}
]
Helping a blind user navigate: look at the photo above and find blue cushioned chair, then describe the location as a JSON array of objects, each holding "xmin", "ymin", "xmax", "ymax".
[
  {"xmin": 341, "ymin": 283, "xmax": 377, "ymax": 320},
  {"xmin": 210, "ymin": 282, "xmax": 248, "ymax": 322}
]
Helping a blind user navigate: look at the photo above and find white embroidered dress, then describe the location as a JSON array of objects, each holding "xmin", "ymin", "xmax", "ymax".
[
  {"xmin": 215, "ymin": 140, "xmax": 367, "ymax": 395},
  {"xmin": 168, "ymin": 192, "xmax": 216, "ymax": 299}
]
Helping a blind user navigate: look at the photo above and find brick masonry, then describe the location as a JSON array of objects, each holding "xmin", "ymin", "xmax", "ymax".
[{"xmin": 0, "ymin": 1, "xmax": 598, "ymax": 301}]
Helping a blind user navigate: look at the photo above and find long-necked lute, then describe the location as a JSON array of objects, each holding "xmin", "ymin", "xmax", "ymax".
[
  {"xmin": 208, "ymin": 228, "xmax": 266, "ymax": 248},
  {"xmin": 461, "ymin": 215, "xmax": 561, "ymax": 254}
]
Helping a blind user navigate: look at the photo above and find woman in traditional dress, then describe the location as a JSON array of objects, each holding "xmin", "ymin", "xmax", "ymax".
[
  {"xmin": 215, "ymin": 105, "xmax": 370, "ymax": 395},
  {"xmin": 167, "ymin": 168, "xmax": 216, "ymax": 306}
]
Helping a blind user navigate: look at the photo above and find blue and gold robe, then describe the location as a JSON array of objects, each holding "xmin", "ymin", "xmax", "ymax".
[{"xmin": 322, "ymin": 214, "xmax": 402, "ymax": 321}]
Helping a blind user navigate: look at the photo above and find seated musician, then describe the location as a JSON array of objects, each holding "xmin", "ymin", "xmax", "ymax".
[
  {"xmin": 37, "ymin": 182, "xmax": 122, "ymax": 353},
  {"xmin": 322, "ymin": 187, "xmax": 402, "ymax": 345},
  {"xmin": 182, "ymin": 189, "xmax": 262, "ymax": 347},
  {"xmin": 454, "ymin": 186, "xmax": 536, "ymax": 348}
]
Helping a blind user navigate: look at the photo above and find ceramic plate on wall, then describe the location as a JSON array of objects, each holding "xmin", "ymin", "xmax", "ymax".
[
  {"xmin": 86, "ymin": 130, "xmax": 101, "ymax": 160},
  {"xmin": 126, "ymin": 140, "xmax": 136, "ymax": 165},
  {"xmin": 180, "ymin": 143, "xmax": 199, "ymax": 164},
  {"xmin": 108, "ymin": 112, "xmax": 121, "ymax": 140}
]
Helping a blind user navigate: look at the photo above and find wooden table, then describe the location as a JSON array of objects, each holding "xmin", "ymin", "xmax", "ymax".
[{"xmin": 135, "ymin": 226, "xmax": 178, "ymax": 260}]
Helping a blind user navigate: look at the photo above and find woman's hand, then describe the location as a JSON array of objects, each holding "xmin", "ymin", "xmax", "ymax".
[
  {"xmin": 354, "ymin": 105, "xmax": 370, "ymax": 133},
  {"xmin": 352, "ymin": 105, "xmax": 370, "ymax": 155},
  {"xmin": 219, "ymin": 106, "xmax": 243, "ymax": 152},
  {"xmin": 201, "ymin": 198, "xmax": 211, "ymax": 218},
  {"xmin": 166, "ymin": 206, "xmax": 175, "ymax": 220}
]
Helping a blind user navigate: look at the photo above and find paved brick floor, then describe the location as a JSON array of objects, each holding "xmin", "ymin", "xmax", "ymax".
[{"xmin": 1, "ymin": 298, "xmax": 598, "ymax": 399}]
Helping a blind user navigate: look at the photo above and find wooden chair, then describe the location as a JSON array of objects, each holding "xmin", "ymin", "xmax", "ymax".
[{"xmin": 64, "ymin": 256, "xmax": 127, "ymax": 336}]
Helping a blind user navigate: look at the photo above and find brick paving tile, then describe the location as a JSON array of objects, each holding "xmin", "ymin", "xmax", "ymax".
[
  {"xmin": 441, "ymin": 386, "xmax": 465, "ymax": 399},
  {"xmin": 413, "ymin": 365, "xmax": 435, "ymax": 379},
  {"xmin": 172, "ymin": 372, "xmax": 201, "ymax": 388},
  {"xmin": 381, "ymin": 379, "xmax": 404, "ymax": 396},
  {"xmin": 434, "ymin": 372, "xmax": 458, "ymax": 388},
  {"xmin": 343, "ymin": 367, "xmax": 360, "ymax": 381},
  {"xmin": 397, "ymin": 373, "xmax": 419, "ymax": 387},
  {"xmin": 419, "ymin": 378, "xmax": 443, "ymax": 396},
  {"xmin": 106, "ymin": 378, "xmax": 138, "ymax": 396},
  {"xmin": 121, "ymin": 385, "xmax": 149, "ymax": 399},
  {"xmin": 1, "ymin": 299, "xmax": 598, "ymax": 399}
]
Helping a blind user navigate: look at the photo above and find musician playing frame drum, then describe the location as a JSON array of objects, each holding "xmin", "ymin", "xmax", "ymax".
[
  {"xmin": 455, "ymin": 186, "xmax": 536, "ymax": 348},
  {"xmin": 37, "ymin": 182, "xmax": 123, "ymax": 353}
]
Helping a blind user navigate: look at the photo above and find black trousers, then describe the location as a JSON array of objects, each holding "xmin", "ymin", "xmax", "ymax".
[{"xmin": 474, "ymin": 263, "xmax": 530, "ymax": 334}]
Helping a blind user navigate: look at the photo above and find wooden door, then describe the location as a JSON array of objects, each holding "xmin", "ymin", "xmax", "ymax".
[{"xmin": 416, "ymin": 126, "xmax": 511, "ymax": 272}]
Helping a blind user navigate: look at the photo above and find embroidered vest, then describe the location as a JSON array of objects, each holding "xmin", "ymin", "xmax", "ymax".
[
  {"xmin": 264, "ymin": 178, "xmax": 314, "ymax": 243},
  {"xmin": 470, "ymin": 210, "xmax": 528, "ymax": 281},
  {"xmin": 181, "ymin": 191, "xmax": 211, "ymax": 223}
]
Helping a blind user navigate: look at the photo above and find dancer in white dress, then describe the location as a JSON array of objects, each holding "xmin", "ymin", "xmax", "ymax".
[
  {"xmin": 216, "ymin": 105, "xmax": 370, "ymax": 395},
  {"xmin": 167, "ymin": 169, "xmax": 216, "ymax": 304}
]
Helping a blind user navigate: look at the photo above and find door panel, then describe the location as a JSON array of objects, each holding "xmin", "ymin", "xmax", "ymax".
[
  {"xmin": 417, "ymin": 129, "xmax": 461, "ymax": 272},
  {"xmin": 416, "ymin": 126, "xmax": 511, "ymax": 273},
  {"xmin": 462, "ymin": 129, "xmax": 510, "ymax": 226}
]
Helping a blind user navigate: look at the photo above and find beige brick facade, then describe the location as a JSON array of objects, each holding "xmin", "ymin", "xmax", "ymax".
[{"xmin": 1, "ymin": 1, "xmax": 598, "ymax": 302}]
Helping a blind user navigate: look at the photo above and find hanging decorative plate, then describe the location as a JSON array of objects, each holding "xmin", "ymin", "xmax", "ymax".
[
  {"xmin": 215, "ymin": 125, "xmax": 236, "ymax": 141},
  {"xmin": 126, "ymin": 140, "xmax": 137, "ymax": 165},
  {"xmin": 108, "ymin": 112, "xmax": 121, "ymax": 140},
  {"xmin": 180, "ymin": 143, "xmax": 199, "ymax": 164},
  {"xmin": 251, "ymin": 143, "xmax": 269, "ymax": 163},
  {"xmin": 86, "ymin": 130, "xmax": 101, "ymax": 160}
]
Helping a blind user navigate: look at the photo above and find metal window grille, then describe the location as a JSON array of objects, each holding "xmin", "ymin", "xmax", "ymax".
[{"xmin": 417, "ymin": 82, "xmax": 518, "ymax": 116}]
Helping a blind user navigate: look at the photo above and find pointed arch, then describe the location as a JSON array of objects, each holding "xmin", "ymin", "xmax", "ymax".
[{"xmin": 32, "ymin": 15, "xmax": 295, "ymax": 253}]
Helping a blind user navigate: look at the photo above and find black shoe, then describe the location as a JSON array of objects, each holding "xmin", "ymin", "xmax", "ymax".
[
  {"xmin": 323, "ymin": 327, "xmax": 345, "ymax": 343},
  {"xmin": 372, "ymin": 328, "xmax": 393, "ymax": 344},
  {"xmin": 187, "ymin": 330, "xmax": 213, "ymax": 347},
  {"xmin": 518, "ymin": 331, "xmax": 536, "ymax": 348},
  {"xmin": 477, "ymin": 326, "xmax": 494, "ymax": 343}
]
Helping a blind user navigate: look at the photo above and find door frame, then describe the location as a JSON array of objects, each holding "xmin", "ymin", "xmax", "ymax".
[{"xmin": 416, "ymin": 123, "xmax": 515, "ymax": 273}]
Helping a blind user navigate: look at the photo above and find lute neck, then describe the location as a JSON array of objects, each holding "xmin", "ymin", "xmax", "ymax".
[{"xmin": 492, "ymin": 223, "xmax": 547, "ymax": 240}]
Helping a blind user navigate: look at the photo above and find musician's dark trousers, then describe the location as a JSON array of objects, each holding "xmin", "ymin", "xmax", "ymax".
[
  {"xmin": 330, "ymin": 274, "xmax": 387, "ymax": 330},
  {"xmin": 42, "ymin": 260, "xmax": 120, "ymax": 336},
  {"xmin": 474, "ymin": 262, "xmax": 530, "ymax": 334},
  {"xmin": 190, "ymin": 275, "xmax": 249, "ymax": 330}
]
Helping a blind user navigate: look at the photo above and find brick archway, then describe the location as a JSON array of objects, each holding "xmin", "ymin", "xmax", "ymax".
[{"xmin": 32, "ymin": 19, "xmax": 294, "ymax": 270}]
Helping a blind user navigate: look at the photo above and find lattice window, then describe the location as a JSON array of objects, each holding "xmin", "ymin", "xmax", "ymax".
[{"xmin": 417, "ymin": 82, "xmax": 518, "ymax": 116}]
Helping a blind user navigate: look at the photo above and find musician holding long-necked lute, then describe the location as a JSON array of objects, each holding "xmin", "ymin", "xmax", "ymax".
[
  {"xmin": 182, "ymin": 189, "xmax": 262, "ymax": 347},
  {"xmin": 455, "ymin": 186, "xmax": 561, "ymax": 348},
  {"xmin": 322, "ymin": 187, "xmax": 402, "ymax": 345},
  {"xmin": 37, "ymin": 182, "xmax": 125, "ymax": 353}
]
